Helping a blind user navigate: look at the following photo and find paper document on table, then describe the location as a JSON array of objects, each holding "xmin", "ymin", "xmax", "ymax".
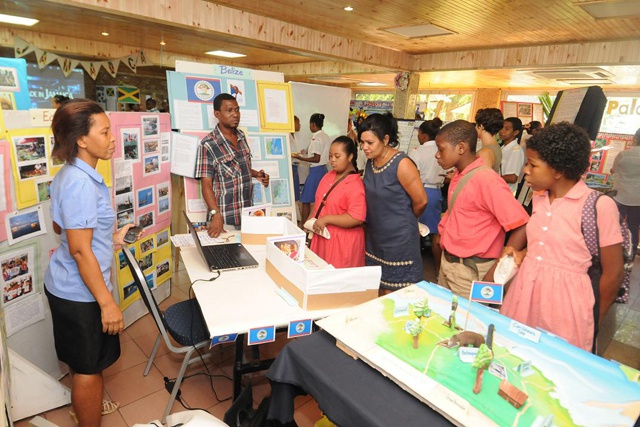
[{"xmin": 170, "ymin": 233, "xmax": 226, "ymax": 247}]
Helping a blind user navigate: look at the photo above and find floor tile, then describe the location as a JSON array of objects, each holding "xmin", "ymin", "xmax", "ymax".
[
  {"xmin": 294, "ymin": 398, "xmax": 323, "ymax": 427},
  {"xmin": 43, "ymin": 406, "xmax": 77, "ymax": 427},
  {"xmin": 118, "ymin": 388, "xmax": 184, "ymax": 425},
  {"xmin": 179, "ymin": 367, "xmax": 234, "ymax": 410},
  {"xmin": 103, "ymin": 339, "xmax": 150, "ymax": 376},
  {"xmin": 133, "ymin": 330, "xmax": 171, "ymax": 359},
  {"xmin": 126, "ymin": 314, "xmax": 159, "ymax": 339},
  {"xmin": 603, "ymin": 340, "xmax": 640, "ymax": 370},
  {"xmin": 104, "ymin": 362, "xmax": 165, "ymax": 407},
  {"xmin": 207, "ymin": 399, "xmax": 233, "ymax": 421}
]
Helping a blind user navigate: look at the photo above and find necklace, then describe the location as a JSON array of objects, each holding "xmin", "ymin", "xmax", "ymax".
[{"xmin": 376, "ymin": 148, "xmax": 391, "ymax": 167}]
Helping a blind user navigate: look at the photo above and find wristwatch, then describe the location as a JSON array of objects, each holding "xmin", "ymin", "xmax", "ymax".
[{"xmin": 206, "ymin": 208, "xmax": 218, "ymax": 221}]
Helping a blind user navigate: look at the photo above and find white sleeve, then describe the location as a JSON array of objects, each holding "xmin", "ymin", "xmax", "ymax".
[{"xmin": 502, "ymin": 146, "xmax": 525, "ymax": 176}]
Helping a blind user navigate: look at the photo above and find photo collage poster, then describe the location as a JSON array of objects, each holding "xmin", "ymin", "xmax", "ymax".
[
  {"xmin": 0, "ymin": 140, "xmax": 14, "ymax": 242},
  {"xmin": 108, "ymin": 112, "xmax": 173, "ymax": 310},
  {"xmin": 166, "ymin": 65, "xmax": 295, "ymax": 220},
  {"xmin": 585, "ymin": 132, "xmax": 634, "ymax": 187}
]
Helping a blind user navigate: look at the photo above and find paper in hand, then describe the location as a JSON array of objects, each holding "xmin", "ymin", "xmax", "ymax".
[{"xmin": 303, "ymin": 218, "xmax": 330, "ymax": 239}]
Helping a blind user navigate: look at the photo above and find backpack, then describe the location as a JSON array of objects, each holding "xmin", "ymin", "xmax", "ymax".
[{"xmin": 581, "ymin": 190, "xmax": 634, "ymax": 353}]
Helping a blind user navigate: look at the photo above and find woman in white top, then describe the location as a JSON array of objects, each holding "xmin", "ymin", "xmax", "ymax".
[
  {"xmin": 612, "ymin": 127, "xmax": 640, "ymax": 257},
  {"xmin": 408, "ymin": 117, "xmax": 446, "ymax": 274},
  {"xmin": 293, "ymin": 113, "xmax": 332, "ymax": 222}
]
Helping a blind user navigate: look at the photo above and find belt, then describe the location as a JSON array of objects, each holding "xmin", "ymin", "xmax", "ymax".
[
  {"xmin": 443, "ymin": 250, "xmax": 493, "ymax": 276},
  {"xmin": 424, "ymin": 183, "xmax": 440, "ymax": 189}
]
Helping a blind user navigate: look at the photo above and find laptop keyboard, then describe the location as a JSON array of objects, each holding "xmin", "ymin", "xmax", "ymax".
[{"xmin": 203, "ymin": 245, "xmax": 241, "ymax": 268}]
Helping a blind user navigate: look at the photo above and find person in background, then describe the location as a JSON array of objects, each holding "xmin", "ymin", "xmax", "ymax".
[
  {"xmin": 499, "ymin": 117, "xmax": 525, "ymax": 194},
  {"xmin": 309, "ymin": 136, "xmax": 366, "ymax": 268},
  {"xmin": 474, "ymin": 108, "xmax": 504, "ymax": 173},
  {"xmin": 145, "ymin": 97, "xmax": 159, "ymax": 112},
  {"xmin": 290, "ymin": 115, "xmax": 301, "ymax": 202},
  {"xmin": 611, "ymin": 127, "xmax": 640, "ymax": 259},
  {"xmin": 293, "ymin": 113, "xmax": 331, "ymax": 223},
  {"xmin": 435, "ymin": 120, "xmax": 528, "ymax": 297},
  {"xmin": 360, "ymin": 113, "xmax": 427, "ymax": 293},
  {"xmin": 501, "ymin": 123, "xmax": 623, "ymax": 352},
  {"xmin": 194, "ymin": 93, "xmax": 269, "ymax": 237},
  {"xmin": 51, "ymin": 94, "xmax": 70, "ymax": 109},
  {"xmin": 127, "ymin": 103, "xmax": 141, "ymax": 112},
  {"xmin": 408, "ymin": 117, "xmax": 447, "ymax": 275},
  {"xmin": 45, "ymin": 99, "xmax": 140, "ymax": 426},
  {"xmin": 524, "ymin": 120, "xmax": 543, "ymax": 137}
]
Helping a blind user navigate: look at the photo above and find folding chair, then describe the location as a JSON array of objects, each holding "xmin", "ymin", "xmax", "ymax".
[{"xmin": 122, "ymin": 248, "xmax": 212, "ymax": 424}]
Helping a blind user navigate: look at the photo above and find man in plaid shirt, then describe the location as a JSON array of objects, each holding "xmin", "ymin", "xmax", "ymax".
[{"xmin": 195, "ymin": 93, "xmax": 269, "ymax": 237}]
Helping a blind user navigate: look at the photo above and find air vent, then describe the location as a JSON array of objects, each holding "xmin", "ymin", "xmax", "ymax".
[{"xmin": 519, "ymin": 67, "xmax": 614, "ymax": 84}]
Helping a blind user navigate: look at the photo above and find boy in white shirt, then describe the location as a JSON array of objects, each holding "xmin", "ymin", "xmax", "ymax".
[{"xmin": 499, "ymin": 117, "xmax": 525, "ymax": 194}]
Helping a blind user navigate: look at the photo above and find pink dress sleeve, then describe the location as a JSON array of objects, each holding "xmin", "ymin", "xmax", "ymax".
[
  {"xmin": 596, "ymin": 196, "xmax": 623, "ymax": 247},
  {"xmin": 344, "ymin": 178, "xmax": 367, "ymax": 222}
]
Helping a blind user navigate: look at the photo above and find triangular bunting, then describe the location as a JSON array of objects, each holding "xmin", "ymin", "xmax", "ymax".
[
  {"xmin": 57, "ymin": 57, "xmax": 79, "ymax": 77},
  {"xmin": 124, "ymin": 53, "xmax": 138, "ymax": 72},
  {"xmin": 13, "ymin": 37, "xmax": 35, "ymax": 58},
  {"xmin": 82, "ymin": 61, "xmax": 101, "ymax": 80},
  {"xmin": 35, "ymin": 49, "xmax": 57, "ymax": 69},
  {"xmin": 104, "ymin": 59, "xmax": 119, "ymax": 78},
  {"xmin": 137, "ymin": 50, "xmax": 151, "ymax": 67}
]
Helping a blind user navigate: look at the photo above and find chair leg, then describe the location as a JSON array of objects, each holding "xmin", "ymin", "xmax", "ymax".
[
  {"xmin": 162, "ymin": 347, "xmax": 195, "ymax": 424},
  {"xmin": 144, "ymin": 334, "xmax": 162, "ymax": 376}
]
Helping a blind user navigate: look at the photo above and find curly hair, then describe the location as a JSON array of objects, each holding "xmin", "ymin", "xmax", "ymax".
[
  {"xmin": 475, "ymin": 108, "xmax": 504, "ymax": 135},
  {"xmin": 525, "ymin": 122, "xmax": 591, "ymax": 181}
]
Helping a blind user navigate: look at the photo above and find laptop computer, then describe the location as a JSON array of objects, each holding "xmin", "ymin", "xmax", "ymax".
[{"xmin": 183, "ymin": 211, "xmax": 259, "ymax": 272}]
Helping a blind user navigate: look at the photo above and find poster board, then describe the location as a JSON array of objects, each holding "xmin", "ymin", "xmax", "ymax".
[
  {"xmin": 396, "ymin": 119, "xmax": 424, "ymax": 154},
  {"xmin": 547, "ymin": 86, "xmax": 607, "ymax": 140},
  {"xmin": 108, "ymin": 112, "xmax": 172, "ymax": 313},
  {"xmin": 0, "ymin": 58, "xmax": 30, "ymax": 111},
  {"xmin": 500, "ymin": 101, "xmax": 544, "ymax": 123},
  {"xmin": 167, "ymin": 62, "xmax": 296, "ymax": 220},
  {"xmin": 585, "ymin": 132, "xmax": 634, "ymax": 188}
]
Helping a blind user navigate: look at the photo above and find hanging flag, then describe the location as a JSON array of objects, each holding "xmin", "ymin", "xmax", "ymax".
[
  {"xmin": 35, "ymin": 49, "xmax": 57, "ymax": 69},
  {"xmin": 104, "ymin": 59, "xmax": 119, "ymax": 78},
  {"xmin": 137, "ymin": 50, "xmax": 150, "ymax": 66},
  {"xmin": 124, "ymin": 53, "xmax": 138, "ymax": 72},
  {"xmin": 470, "ymin": 281, "xmax": 504, "ymax": 305},
  {"xmin": 82, "ymin": 61, "xmax": 100, "ymax": 80},
  {"xmin": 118, "ymin": 86, "xmax": 140, "ymax": 103},
  {"xmin": 14, "ymin": 37, "xmax": 35, "ymax": 58},
  {"xmin": 58, "ymin": 57, "xmax": 79, "ymax": 77}
]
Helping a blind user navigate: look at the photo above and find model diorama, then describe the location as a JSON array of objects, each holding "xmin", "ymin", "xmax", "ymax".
[{"xmin": 317, "ymin": 282, "xmax": 640, "ymax": 427}]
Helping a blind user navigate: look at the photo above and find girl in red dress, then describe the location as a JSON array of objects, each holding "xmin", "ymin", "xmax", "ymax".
[{"xmin": 310, "ymin": 136, "xmax": 366, "ymax": 268}]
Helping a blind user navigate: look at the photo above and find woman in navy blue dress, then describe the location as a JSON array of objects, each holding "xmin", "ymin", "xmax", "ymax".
[{"xmin": 360, "ymin": 113, "xmax": 427, "ymax": 293}]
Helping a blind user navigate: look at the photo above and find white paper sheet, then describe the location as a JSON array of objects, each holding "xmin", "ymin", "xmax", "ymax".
[
  {"xmin": 240, "ymin": 109, "xmax": 260, "ymax": 128},
  {"xmin": 170, "ymin": 132, "xmax": 199, "ymax": 177},
  {"xmin": 173, "ymin": 100, "xmax": 204, "ymax": 130},
  {"xmin": 263, "ymin": 89, "xmax": 288, "ymax": 123}
]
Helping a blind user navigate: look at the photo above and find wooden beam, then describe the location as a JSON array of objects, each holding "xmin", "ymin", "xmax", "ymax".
[
  {"xmin": 256, "ymin": 61, "xmax": 393, "ymax": 76},
  {"xmin": 413, "ymin": 40, "xmax": 640, "ymax": 71},
  {"xmin": 45, "ymin": 0, "xmax": 414, "ymax": 70}
]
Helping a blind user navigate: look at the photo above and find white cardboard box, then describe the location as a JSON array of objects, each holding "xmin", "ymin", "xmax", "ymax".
[{"xmin": 241, "ymin": 216, "xmax": 305, "ymax": 245}]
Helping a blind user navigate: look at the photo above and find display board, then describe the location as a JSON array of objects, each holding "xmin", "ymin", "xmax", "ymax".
[
  {"xmin": 0, "ymin": 58, "xmax": 31, "ymax": 111},
  {"xmin": 500, "ymin": 101, "xmax": 544, "ymax": 123},
  {"xmin": 108, "ymin": 112, "xmax": 172, "ymax": 311},
  {"xmin": 584, "ymin": 132, "xmax": 635, "ymax": 189},
  {"xmin": 167, "ymin": 62, "xmax": 296, "ymax": 219},
  {"xmin": 318, "ymin": 281, "xmax": 640, "ymax": 427},
  {"xmin": 547, "ymin": 86, "xmax": 607, "ymax": 140},
  {"xmin": 397, "ymin": 119, "xmax": 424, "ymax": 154}
]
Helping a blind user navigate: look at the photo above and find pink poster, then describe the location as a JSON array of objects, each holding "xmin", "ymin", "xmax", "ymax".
[{"xmin": 0, "ymin": 140, "xmax": 14, "ymax": 243}]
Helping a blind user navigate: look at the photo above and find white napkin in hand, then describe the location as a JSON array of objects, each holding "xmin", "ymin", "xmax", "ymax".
[
  {"xmin": 418, "ymin": 222, "xmax": 430, "ymax": 237},
  {"xmin": 494, "ymin": 255, "xmax": 518, "ymax": 285},
  {"xmin": 303, "ymin": 218, "xmax": 331, "ymax": 239}
]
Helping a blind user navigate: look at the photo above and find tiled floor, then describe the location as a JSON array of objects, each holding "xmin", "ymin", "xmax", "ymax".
[{"xmin": 14, "ymin": 249, "xmax": 640, "ymax": 426}]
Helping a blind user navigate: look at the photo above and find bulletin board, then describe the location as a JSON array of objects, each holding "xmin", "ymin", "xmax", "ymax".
[
  {"xmin": 500, "ymin": 101, "xmax": 544, "ymax": 123},
  {"xmin": 584, "ymin": 132, "xmax": 634, "ymax": 188},
  {"xmin": 108, "ymin": 112, "xmax": 173, "ymax": 311},
  {"xmin": 166, "ymin": 61, "xmax": 296, "ymax": 220}
]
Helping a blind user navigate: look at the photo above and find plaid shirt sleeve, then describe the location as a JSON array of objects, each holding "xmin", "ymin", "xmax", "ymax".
[{"xmin": 194, "ymin": 133, "xmax": 215, "ymax": 178}]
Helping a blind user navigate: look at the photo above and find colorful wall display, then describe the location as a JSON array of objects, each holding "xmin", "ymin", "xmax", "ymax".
[
  {"xmin": 585, "ymin": 132, "xmax": 635, "ymax": 188},
  {"xmin": 0, "ymin": 57, "xmax": 30, "ymax": 110}
]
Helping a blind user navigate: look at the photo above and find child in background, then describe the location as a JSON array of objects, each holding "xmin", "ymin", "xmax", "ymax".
[
  {"xmin": 309, "ymin": 136, "xmax": 366, "ymax": 268},
  {"xmin": 501, "ymin": 123, "xmax": 624, "ymax": 352}
]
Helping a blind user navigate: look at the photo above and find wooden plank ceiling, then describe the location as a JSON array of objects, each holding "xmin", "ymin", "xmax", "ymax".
[{"xmin": 0, "ymin": 0, "xmax": 639, "ymax": 89}]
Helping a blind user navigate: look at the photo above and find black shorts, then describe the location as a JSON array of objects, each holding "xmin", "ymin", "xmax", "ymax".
[{"xmin": 45, "ymin": 287, "xmax": 120, "ymax": 375}]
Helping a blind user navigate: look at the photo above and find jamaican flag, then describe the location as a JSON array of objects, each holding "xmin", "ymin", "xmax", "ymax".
[{"xmin": 118, "ymin": 86, "xmax": 140, "ymax": 104}]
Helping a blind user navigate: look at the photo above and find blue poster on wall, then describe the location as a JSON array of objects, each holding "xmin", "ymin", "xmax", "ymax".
[{"xmin": 0, "ymin": 57, "xmax": 31, "ymax": 110}]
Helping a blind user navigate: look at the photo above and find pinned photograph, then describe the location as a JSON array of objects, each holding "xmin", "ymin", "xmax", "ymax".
[
  {"xmin": 136, "ymin": 186, "xmax": 154, "ymax": 209},
  {"xmin": 270, "ymin": 178, "xmax": 290, "ymax": 206},
  {"xmin": 158, "ymin": 197, "xmax": 170, "ymax": 214},
  {"xmin": 138, "ymin": 210, "xmax": 154, "ymax": 229},
  {"xmin": 118, "ymin": 247, "xmax": 136, "ymax": 269},
  {"xmin": 0, "ymin": 66, "xmax": 19, "ymax": 91},
  {"xmin": 242, "ymin": 203, "xmax": 271, "ymax": 217},
  {"xmin": 117, "ymin": 208, "xmax": 135, "ymax": 228},
  {"xmin": 12, "ymin": 136, "xmax": 46, "ymax": 163},
  {"xmin": 247, "ymin": 136, "xmax": 261, "ymax": 160},
  {"xmin": 156, "ymin": 182, "xmax": 169, "ymax": 199},
  {"xmin": 19, "ymin": 162, "xmax": 48, "ymax": 180},
  {"xmin": 139, "ymin": 235, "xmax": 155, "ymax": 254},
  {"xmin": 6, "ymin": 207, "xmax": 47, "ymax": 245},
  {"xmin": 145, "ymin": 271, "xmax": 156, "ymax": 289},
  {"xmin": 141, "ymin": 115, "xmax": 160, "ymax": 138},
  {"xmin": 121, "ymin": 128, "xmax": 140, "ymax": 161},
  {"xmin": 123, "ymin": 280, "xmax": 137, "ymax": 300},
  {"xmin": 139, "ymin": 253, "xmax": 154, "ymax": 271},
  {"xmin": 156, "ymin": 259, "xmax": 170, "ymax": 280},
  {"xmin": 36, "ymin": 178, "xmax": 52, "ymax": 203},
  {"xmin": 143, "ymin": 139, "xmax": 159, "ymax": 154},
  {"xmin": 269, "ymin": 235, "xmax": 305, "ymax": 262},
  {"xmin": 115, "ymin": 193, "xmax": 134, "ymax": 212},
  {"xmin": 227, "ymin": 80, "xmax": 246, "ymax": 106},
  {"xmin": 3, "ymin": 274, "xmax": 33, "ymax": 305},
  {"xmin": 49, "ymin": 136, "xmax": 65, "ymax": 167},
  {"xmin": 156, "ymin": 228, "xmax": 169, "ymax": 247},
  {"xmin": 115, "ymin": 175, "xmax": 133, "ymax": 195},
  {"xmin": 265, "ymin": 136, "xmax": 284, "ymax": 158},
  {"xmin": 252, "ymin": 178, "xmax": 266, "ymax": 205},
  {"xmin": 143, "ymin": 155, "xmax": 160, "ymax": 176},
  {"xmin": 1, "ymin": 247, "xmax": 36, "ymax": 307}
]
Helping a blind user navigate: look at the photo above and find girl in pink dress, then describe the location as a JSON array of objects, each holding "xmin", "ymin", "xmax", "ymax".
[
  {"xmin": 501, "ymin": 123, "xmax": 624, "ymax": 352},
  {"xmin": 310, "ymin": 136, "xmax": 366, "ymax": 268}
]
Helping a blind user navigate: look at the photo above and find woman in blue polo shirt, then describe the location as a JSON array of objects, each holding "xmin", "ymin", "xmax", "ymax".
[{"xmin": 45, "ymin": 99, "xmax": 138, "ymax": 426}]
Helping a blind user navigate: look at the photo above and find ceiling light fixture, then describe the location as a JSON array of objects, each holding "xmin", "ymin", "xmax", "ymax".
[
  {"xmin": 0, "ymin": 13, "xmax": 39, "ymax": 26},
  {"xmin": 206, "ymin": 50, "xmax": 246, "ymax": 58},
  {"xmin": 358, "ymin": 82, "xmax": 387, "ymax": 87},
  {"xmin": 101, "ymin": 32, "xmax": 109, "ymax": 36},
  {"xmin": 580, "ymin": 1, "xmax": 640, "ymax": 19},
  {"xmin": 382, "ymin": 23, "xmax": 454, "ymax": 39},
  {"xmin": 160, "ymin": 40, "xmax": 166, "ymax": 46},
  {"xmin": 344, "ymin": 6, "xmax": 354, "ymax": 11}
]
